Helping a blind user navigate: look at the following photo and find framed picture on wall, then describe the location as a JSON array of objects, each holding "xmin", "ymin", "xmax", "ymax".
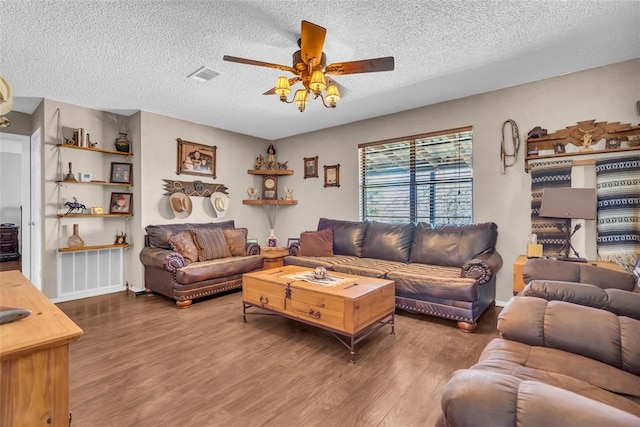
[
  {"xmin": 110, "ymin": 162, "xmax": 133, "ymax": 184},
  {"xmin": 323, "ymin": 164, "xmax": 340, "ymax": 188},
  {"xmin": 109, "ymin": 192, "xmax": 133, "ymax": 214},
  {"xmin": 553, "ymin": 143, "xmax": 566, "ymax": 154},
  {"xmin": 303, "ymin": 156, "xmax": 318, "ymax": 179},
  {"xmin": 176, "ymin": 138, "xmax": 217, "ymax": 178}
]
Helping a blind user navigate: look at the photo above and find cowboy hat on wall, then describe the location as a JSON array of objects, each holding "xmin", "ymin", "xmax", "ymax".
[
  {"xmin": 169, "ymin": 192, "xmax": 192, "ymax": 219},
  {"xmin": 211, "ymin": 191, "xmax": 230, "ymax": 218}
]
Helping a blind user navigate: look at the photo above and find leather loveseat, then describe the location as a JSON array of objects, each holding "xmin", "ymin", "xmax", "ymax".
[
  {"xmin": 438, "ymin": 294, "xmax": 640, "ymax": 426},
  {"xmin": 139, "ymin": 221, "xmax": 263, "ymax": 307},
  {"xmin": 284, "ymin": 218, "xmax": 502, "ymax": 331}
]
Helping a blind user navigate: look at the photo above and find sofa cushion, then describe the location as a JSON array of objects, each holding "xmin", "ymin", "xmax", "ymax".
[
  {"xmin": 222, "ymin": 228, "xmax": 247, "ymax": 257},
  {"xmin": 168, "ymin": 231, "xmax": 199, "ymax": 265},
  {"xmin": 387, "ymin": 264, "xmax": 477, "ymax": 301},
  {"xmin": 317, "ymin": 218, "xmax": 369, "ymax": 257},
  {"xmin": 410, "ymin": 222, "xmax": 497, "ymax": 267},
  {"xmin": 175, "ymin": 255, "xmax": 264, "ymax": 284},
  {"xmin": 298, "ymin": 229, "xmax": 334, "ymax": 257},
  {"xmin": 146, "ymin": 221, "xmax": 235, "ymax": 249},
  {"xmin": 283, "ymin": 254, "xmax": 359, "ymax": 270},
  {"xmin": 361, "ymin": 221, "xmax": 415, "ymax": 262},
  {"xmin": 332, "ymin": 258, "xmax": 407, "ymax": 278},
  {"xmin": 191, "ymin": 228, "xmax": 232, "ymax": 261}
]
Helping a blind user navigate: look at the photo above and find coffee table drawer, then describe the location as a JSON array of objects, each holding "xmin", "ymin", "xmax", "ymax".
[
  {"xmin": 243, "ymin": 279, "xmax": 285, "ymax": 311},
  {"xmin": 287, "ymin": 289, "xmax": 344, "ymax": 330}
]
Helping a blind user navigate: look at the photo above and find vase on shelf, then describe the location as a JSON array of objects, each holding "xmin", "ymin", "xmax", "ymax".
[
  {"xmin": 67, "ymin": 224, "xmax": 85, "ymax": 248},
  {"xmin": 114, "ymin": 133, "xmax": 130, "ymax": 153}
]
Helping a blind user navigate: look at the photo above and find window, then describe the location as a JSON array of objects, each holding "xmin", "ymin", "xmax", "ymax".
[{"xmin": 359, "ymin": 127, "xmax": 473, "ymax": 224}]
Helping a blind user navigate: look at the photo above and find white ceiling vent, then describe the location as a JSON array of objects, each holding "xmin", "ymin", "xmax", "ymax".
[{"xmin": 188, "ymin": 66, "xmax": 220, "ymax": 83}]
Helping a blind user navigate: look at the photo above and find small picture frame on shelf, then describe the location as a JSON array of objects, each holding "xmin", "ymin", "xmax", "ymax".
[
  {"xmin": 287, "ymin": 238, "xmax": 299, "ymax": 248},
  {"xmin": 606, "ymin": 139, "xmax": 620, "ymax": 149},
  {"xmin": 303, "ymin": 156, "xmax": 318, "ymax": 179},
  {"xmin": 109, "ymin": 192, "xmax": 132, "ymax": 214},
  {"xmin": 110, "ymin": 162, "xmax": 133, "ymax": 184},
  {"xmin": 323, "ymin": 164, "xmax": 340, "ymax": 188},
  {"xmin": 267, "ymin": 237, "xmax": 278, "ymax": 247},
  {"xmin": 553, "ymin": 143, "xmax": 566, "ymax": 154}
]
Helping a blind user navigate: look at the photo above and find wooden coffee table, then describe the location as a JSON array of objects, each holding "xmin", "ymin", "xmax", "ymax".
[{"xmin": 242, "ymin": 265, "xmax": 395, "ymax": 362}]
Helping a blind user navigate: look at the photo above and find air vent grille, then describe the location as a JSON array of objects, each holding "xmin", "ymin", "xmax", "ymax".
[{"xmin": 188, "ymin": 66, "xmax": 220, "ymax": 83}]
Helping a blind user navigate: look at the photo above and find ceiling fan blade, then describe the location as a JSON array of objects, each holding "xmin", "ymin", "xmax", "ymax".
[
  {"xmin": 324, "ymin": 56, "xmax": 395, "ymax": 75},
  {"xmin": 223, "ymin": 55, "xmax": 296, "ymax": 74},
  {"xmin": 300, "ymin": 20, "xmax": 326, "ymax": 67},
  {"xmin": 263, "ymin": 77, "xmax": 302, "ymax": 95}
]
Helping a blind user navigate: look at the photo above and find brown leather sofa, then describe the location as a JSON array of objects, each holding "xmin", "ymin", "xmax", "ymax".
[
  {"xmin": 139, "ymin": 221, "xmax": 263, "ymax": 307},
  {"xmin": 438, "ymin": 294, "xmax": 640, "ymax": 426},
  {"xmin": 285, "ymin": 218, "xmax": 503, "ymax": 331}
]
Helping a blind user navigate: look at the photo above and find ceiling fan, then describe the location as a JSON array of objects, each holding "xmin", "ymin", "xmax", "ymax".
[{"xmin": 223, "ymin": 20, "xmax": 394, "ymax": 112}]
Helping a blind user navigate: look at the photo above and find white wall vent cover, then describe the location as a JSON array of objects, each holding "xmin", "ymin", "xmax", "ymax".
[
  {"xmin": 56, "ymin": 247, "xmax": 124, "ymax": 302},
  {"xmin": 188, "ymin": 66, "xmax": 220, "ymax": 82}
]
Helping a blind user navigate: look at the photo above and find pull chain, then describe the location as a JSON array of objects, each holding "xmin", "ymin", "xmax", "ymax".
[{"xmin": 500, "ymin": 119, "xmax": 521, "ymax": 174}]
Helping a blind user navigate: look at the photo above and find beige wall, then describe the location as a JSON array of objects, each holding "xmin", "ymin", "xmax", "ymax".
[
  {"xmin": 273, "ymin": 59, "xmax": 640, "ymax": 303},
  {"xmin": 0, "ymin": 111, "xmax": 32, "ymax": 136}
]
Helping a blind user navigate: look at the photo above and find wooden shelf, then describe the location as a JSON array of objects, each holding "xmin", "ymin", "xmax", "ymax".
[
  {"xmin": 247, "ymin": 169, "xmax": 294, "ymax": 176},
  {"xmin": 58, "ymin": 244, "xmax": 132, "ymax": 252},
  {"xmin": 56, "ymin": 144, "xmax": 132, "ymax": 156},
  {"xmin": 242, "ymin": 200, "xmax": 298, "ymax": 205},
  {"xmin": 526, "ymin": 145, "xmax": 640, "ymax": 161},
  {"xmin": 57, "ymin": 213, "xmax": 133, "ymax": 218},
  {"xmin": 56, "ymin": 180, "xmax": 132, "ymax": 187}
]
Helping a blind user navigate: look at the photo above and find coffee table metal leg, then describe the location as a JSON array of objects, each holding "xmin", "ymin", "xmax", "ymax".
[
  {"xmin": 391, "ymin": 313, "xmax": 395, "ymax": 334},
  {"xmin": 350, "ymin": 336, "xmax": 356, "ymax": 363}
]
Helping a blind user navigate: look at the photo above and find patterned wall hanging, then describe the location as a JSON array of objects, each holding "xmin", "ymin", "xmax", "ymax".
[
  {"xmin": 596, "ymin": 155, "xmax": 640, "ymax": 271},
  {"xmin": 530, "ymin": 160, "xmax": 573, "ymax": 256}
]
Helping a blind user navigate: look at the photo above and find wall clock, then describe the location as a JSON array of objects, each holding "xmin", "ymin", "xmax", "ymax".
[{"xmin": 262, "ymin": 175, "xmax": 278, "ymax": 200}]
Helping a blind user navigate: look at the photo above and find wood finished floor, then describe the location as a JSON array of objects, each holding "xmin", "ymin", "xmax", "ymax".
[{"xmin": 57, "ymin": 290, "xmax": 501, "ymax": 427}]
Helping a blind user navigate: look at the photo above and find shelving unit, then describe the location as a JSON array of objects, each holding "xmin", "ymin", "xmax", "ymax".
[
  {"xmin": 524, "ymin": 120, "xmax": 640, "ymax": 172},
  {"xmin": 56, "ymin": 180, "xmax": 131, "ymax": 187},
  {"xmin": 55, "ymin": 143, "xmax": 133, "ymax": 157},
  {"xmin": 58, "ymin": 243, "xmax": 132, "ymax": 253}
]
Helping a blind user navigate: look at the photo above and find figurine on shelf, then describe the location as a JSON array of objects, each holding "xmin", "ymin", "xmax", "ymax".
[
  {"xmin": 63, "ymin": 197, "xmax": 86, "ymax": 214},
  {"xmin": 277, "ymin": 161, "xmax": 288, "ymax": 170},
  {"xmin": 247, "ymin": 187, "xmax": 257, "ymax": 200},
  {"xmin": 266, "ymin": 144, "xmax": 276, "ymax": 170},
  {"xmin": 578, "ymin": 127, "xmax": 595, "ymax": 151},
  {"xmin": 284, "ymin": 187, "xmax": 293, "ymax": 200},
  {"xmin": 254, "ymin": 154, "xmax": 264, "ymax": 170}
]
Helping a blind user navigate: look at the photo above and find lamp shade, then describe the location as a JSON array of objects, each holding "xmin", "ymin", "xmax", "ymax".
[
  {"xmin": 275, "ymin": 76, "xmax": 291, "ymax": 97},
  {"xmin": 325, "ymin": 84, "xmax": 340, "ymax": 107},
  {"xmin": 309, "ymin": 70, "xmax": 326, "ymax": 93},
  {"xmin": 539, "ymin": 187, "xmax": 597, "ymax": 219},
  {"xmin": 293, "ymin": 89, "xmax": 308, "ymax": 112}
]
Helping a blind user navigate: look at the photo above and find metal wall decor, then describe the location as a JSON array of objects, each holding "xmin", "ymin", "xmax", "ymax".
[{"xmin": 162, "ymin": 179, "xmax": 228, "ymax": 197}]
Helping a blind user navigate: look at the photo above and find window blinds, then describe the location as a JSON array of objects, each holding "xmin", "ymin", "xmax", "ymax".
[{"xmin": 359, "ymin": 127, "xmax": 473, "ymax": 224}]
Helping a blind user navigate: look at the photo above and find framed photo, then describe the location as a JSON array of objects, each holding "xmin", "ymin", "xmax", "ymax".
[
  {"xmin": 303, "ymin": 156, "xmax": 318, "ymax": 179},
  {"xmin": 110, "ymin": 162, "xmax": 133, "ymax": 184},
  {"xmin": 109, "ymin": 192, "xmax": 133, "ymax": 214},
  {"xmin": 553, "ymin": 143, "xmax": 566, "ymax": 154},
  {"xmin": 287, "ymin": 238, "xmax": 300, "ymax": 248},
  {"xmin": 176, "ymin": 138, "xmax": 217, "ymax": 178},
  {"xmin": 324, "ymin": 164, "xmax": 340, "ymax": 188},
  {"xmin": 606, "ymin": 139, "xmax": 620, "ymax": 149}
]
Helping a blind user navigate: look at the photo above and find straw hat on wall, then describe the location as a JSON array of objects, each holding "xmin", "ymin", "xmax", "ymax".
[{"xmin": 169, "ymin": 192, "xmax": 192, "ymax": 219}]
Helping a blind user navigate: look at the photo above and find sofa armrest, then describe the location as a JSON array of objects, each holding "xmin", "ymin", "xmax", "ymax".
[
  {"xmin": 288, "ymin": 242, "xmax": 300, "ymax": 256},
  {"xmin": 439, "ymin": 370, "xmax": 640, "ymax": 427},
  {"xmin": 139, "ymin": 247, "xmax": 185, "ymax": 272},
  {"xmin": 498, "ymin": 296, "xmax": 640, "ymax": 375},
  {"xmin": 246, "ymin": 242, "xmax": 261, "ymax": 256},
  {"xmin": 523, "ymin": 279, "xmax": 640, "ymax": 320},
  {"xmin": 461, "ymin": 252, "xmax": 503, "ymax": 284}
]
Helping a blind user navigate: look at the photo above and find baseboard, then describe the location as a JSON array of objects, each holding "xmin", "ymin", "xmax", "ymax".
[
  {"xmin": 51, "ymin": 285, "xmax": 123, "ymax": 303},
  {"xmin": 495, "ymin": 299, "xmax": 509, "ymax": 307},
  {"xmin": 128, "ymin": 285, "xmax": 146, "ymax": 296}
]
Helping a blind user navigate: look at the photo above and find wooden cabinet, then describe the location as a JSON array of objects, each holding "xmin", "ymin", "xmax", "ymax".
[
  {"xmin": 0, "ymin": 225, "xmax": 20, "ymax": 261},
  {"xmin": 0, "ymin": 270, "xmax": 83, "ymax": 426}
]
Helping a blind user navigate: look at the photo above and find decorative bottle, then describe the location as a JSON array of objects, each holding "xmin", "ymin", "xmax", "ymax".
[
  {"xmin": 67, "ymin": 224, "xmax": 85, "ymax": 248},
  {"xmin": 114, "ymin": 133, "xmax": 130, "ymax": 153}
]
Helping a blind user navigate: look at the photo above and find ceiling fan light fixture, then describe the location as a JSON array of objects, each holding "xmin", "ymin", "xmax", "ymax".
[
  {"xmin": 325, "ymin": 84, "xmax": 340, "ymax": 108},
  {"xmin": 275, "ymin": 76, "xmax": 291, "ymax": 101},
  {"xmin": 309, "ymin": 70, "xmax": 326, "ymax": 94},
  {"xmin": 294, "ymin": 89, "xmax": 308, "ymax": 112}
]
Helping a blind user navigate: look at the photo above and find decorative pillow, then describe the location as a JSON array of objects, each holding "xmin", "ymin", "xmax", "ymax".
[
  {"xmin": 317, "ymin": 218, "xmax": 368, "ymax": 256},
  {"xmin": 168, "ymin": 231, "xmax": 199, "ymax": 265},
  {"xmin": 298, "ymin": 229, "xmax": 334, "ymax": 257},
  {"xmin": 222, "ymin": 228, "xmax": 248, "ymax": 257},
  {"xmin": 191, "ymin": 228, "xmax": 232, "ymax": 261}
]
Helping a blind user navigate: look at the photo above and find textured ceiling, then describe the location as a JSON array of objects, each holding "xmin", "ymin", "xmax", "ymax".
[{"xmin": 2, "ymin": 1, "xmax": 639, "ymax": 140}]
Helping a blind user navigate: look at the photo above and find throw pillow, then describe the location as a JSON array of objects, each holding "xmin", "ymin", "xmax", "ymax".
[
  {"xmin": 298, "ymin": 229, "xmax": 334, "ymax": 257},
  {"xmin": 168, "ymin": 231, "xmax": 199, "ymax": 265},
  {"xmin": 191, "ymin": 228, "xmax": 232, "ymax": 261},
  {"xmin": 222, "ymin": 228, "xmax": 248, "ymax": 257}
]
